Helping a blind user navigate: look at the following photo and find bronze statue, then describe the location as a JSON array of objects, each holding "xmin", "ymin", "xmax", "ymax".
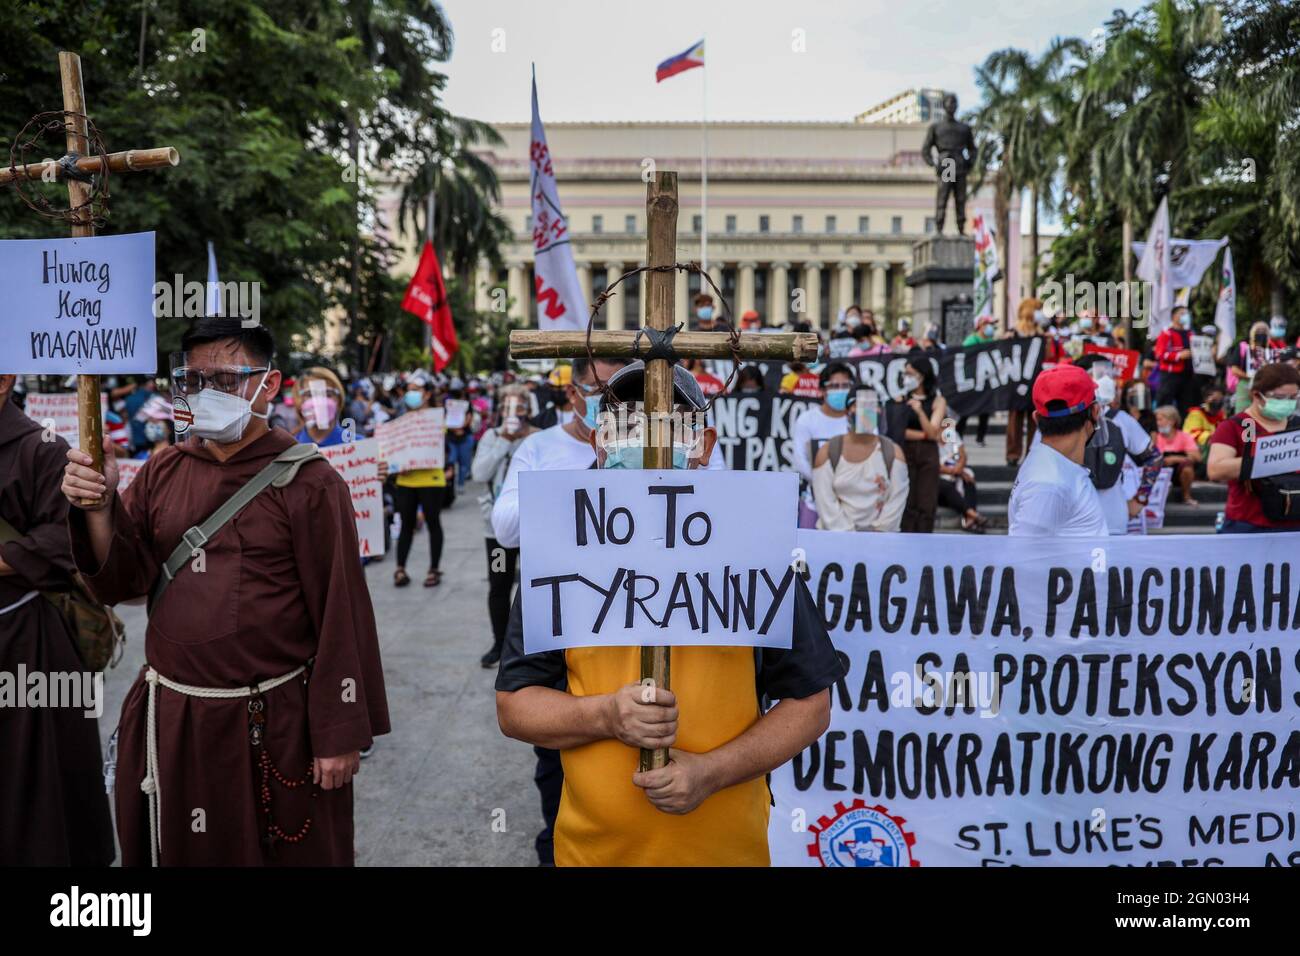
[{"xmin": 920, "ymin": 93, "xmax": 976, "ymax": 236}]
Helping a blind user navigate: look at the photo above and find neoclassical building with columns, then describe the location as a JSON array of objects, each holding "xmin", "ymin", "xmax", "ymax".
[{"xmin": 465, "ymin": 114, "xmax": 1012, "ymax": 332}]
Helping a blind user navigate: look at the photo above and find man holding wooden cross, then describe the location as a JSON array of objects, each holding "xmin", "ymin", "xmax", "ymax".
[
  {"xmin": 495, "ymin": 367, "xmax": 841, "ymax": 866},
  {"xmin": 494, "ymin": 172, "xmax": 839, "ymax": 865},
  {"xmin": 61, "ymin": 317, "xmax": 390, "ymax": 865}
]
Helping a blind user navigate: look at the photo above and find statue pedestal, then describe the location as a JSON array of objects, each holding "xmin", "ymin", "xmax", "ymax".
[{"xmin": 906, "ymin": 235, "xmax": 975, "ymax": 345}]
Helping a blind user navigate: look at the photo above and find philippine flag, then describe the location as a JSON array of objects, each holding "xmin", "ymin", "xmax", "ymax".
[{"xmin": 656, "ymin": 40, "xmax": 704, "ymax": 82}]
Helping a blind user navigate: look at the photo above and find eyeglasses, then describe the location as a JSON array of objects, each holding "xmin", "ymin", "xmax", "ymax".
[{"xmin": 171, "ymin": 365, "xmax": 268, "ymax": 395}]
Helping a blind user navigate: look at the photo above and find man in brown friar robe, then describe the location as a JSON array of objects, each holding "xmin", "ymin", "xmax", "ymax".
[
  {"xmin": 0, "ymin": 376, "xmax": 115, "ymax": 865},
  {"xmin": 62, "ymin": 319, "xmax": 390, "ymax": 866}
]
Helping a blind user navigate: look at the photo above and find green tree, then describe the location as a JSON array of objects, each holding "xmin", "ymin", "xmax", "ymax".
[{"xmin": 0, "ymin": 0, "xmax": 505, "ymax": 371}]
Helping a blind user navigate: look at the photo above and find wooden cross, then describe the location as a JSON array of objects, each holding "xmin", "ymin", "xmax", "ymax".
[
  {"xmin": 1, "ymin": 52, "xmax": 180, "ymax": 502},
  {"xmin": 510, "ymin": 171, "xmax": 818, "ymax": 770}
]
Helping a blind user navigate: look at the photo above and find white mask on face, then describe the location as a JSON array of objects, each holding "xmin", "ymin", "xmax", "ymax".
[
  {"xmin": 1094, "ymin": 376, "xmax": 1117, "ymax": 405},
  {"xmin": 190, "ymin": 370, "xmax": 270, "ymax": 443}
]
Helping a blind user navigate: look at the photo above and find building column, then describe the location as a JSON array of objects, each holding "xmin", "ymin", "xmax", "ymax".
[
  {"xmin": 803, "ymin": 262, "xmax": 824, "ymax": 330},
  {"xmin": 474, "ymin": 261, "xmax": 492, "ymax": 313},
  {"xmin": 576, "ymin": 262, "xmax": 593, "ymax": 310},
  {"xmin": 858, "ymin": 267, "xmax": 871, "ymax": 313},
  {"xmin": 707, "ymin": 264, "xmax": 724, "ymax": 304},
  {"xmin": 871, "ymin": 261, "xmax": 888, "ymax": 317},
  {"xmin": 738, "ymin": 262, "xmax": 756, "ymax": 319},
  {"xmin": 836, "ymin": 262, "xmax": 855, "ymax": 321},
  {"xmin": 605, "ymin": 262, "xmax": 624, "ymax": 330},
  {"xmin": 899, "ymin": 264, "xmax": 914, "ymax": 318},
  {"xmin": 508, "ymin": 262, "xmax": 527, "ymax": 321},
  {"xmin": 769, "ymin": 262, "xmax": 790, "ymax": 327}
]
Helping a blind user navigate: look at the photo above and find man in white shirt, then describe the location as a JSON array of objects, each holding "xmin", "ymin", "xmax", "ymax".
[
  {"xmin": 1008, "ymin": 364, "xmax": 1110, "ymax": 537},
  {"xmin": 1072, "ymin": 354, "xmax": 1164, "ymax": 534},
  {"xmin": 791, "ymin": 362, "xmax": 856, "ymax": 483},
  {"xmin": 489, "ymin": 355, "xmax": 627, "ymax": 866},
  {"xmin": 492, "ymin": 359, "xmax": 628, "ymax": 548}
]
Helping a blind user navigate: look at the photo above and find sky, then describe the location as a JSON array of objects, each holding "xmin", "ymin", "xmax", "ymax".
[{"xmin": 435, "ymin": 0, "xmax": 1143, "ymax": 124}]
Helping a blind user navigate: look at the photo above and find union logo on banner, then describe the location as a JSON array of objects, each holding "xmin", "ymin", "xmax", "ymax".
[{"xmin": 806, "ymin": 799, "xmax": 921, "ymax": 868}]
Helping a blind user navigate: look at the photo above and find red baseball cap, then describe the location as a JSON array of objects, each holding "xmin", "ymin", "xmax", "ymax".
[{"xmin": 1033, "ymin": 363, "xmax": 1097, "ymax": 417}]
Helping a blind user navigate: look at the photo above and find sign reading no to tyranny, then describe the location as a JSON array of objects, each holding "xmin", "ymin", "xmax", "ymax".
[{"xmin": 519, "ymin": 470, "xmax": 799, "ymax": 653}]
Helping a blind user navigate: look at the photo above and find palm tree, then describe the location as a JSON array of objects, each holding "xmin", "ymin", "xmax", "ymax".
[
  {"xmin": 1187, "ymin": 0, "xmax": 1300, "ymax": 316},
  {"xmin": 971, "ymin": 38, "xmax": 1083, "ymax": 319},
  {"xmin": 1074, "ymin": 0, "xmax": 1224, "ymax": 327},
  {"xmin": 398, "ymin": 116, "xmax": 513, "ymax": 287}
]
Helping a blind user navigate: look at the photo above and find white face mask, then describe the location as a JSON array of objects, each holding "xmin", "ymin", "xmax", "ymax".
[
  {"xmin": 190, "ymin": 371, "xmax": 270, "ymax": 443},
  {"xmin": 1094, "ymin": 376, "xmax": 1117, "ymax": 405}
]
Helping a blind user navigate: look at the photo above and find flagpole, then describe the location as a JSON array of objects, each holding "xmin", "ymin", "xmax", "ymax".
[
  {"xmin": 424, "ymin": 189, "xmax": 434, "ymax": 356},
  {"xmin": 700, "ymin": 43, "xmax": 708, "ymax": 281}
]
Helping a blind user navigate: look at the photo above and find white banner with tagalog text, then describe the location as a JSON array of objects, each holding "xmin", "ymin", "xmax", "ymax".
[{"xmin": 770, "ymin": 529, "xmax": 1300, "ymax": 867}]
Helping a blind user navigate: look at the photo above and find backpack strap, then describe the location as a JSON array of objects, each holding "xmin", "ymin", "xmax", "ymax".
[
  {"xmin": 150, "ymin": 443, "xmax": 324, "ymax": 610},
  {"xmin": 827, "ymin": 434, "xmax": 845, "ymax": 472},
  {"xmin": 878, "ymin": 434, "xmax": 898, "ymax": 471}
]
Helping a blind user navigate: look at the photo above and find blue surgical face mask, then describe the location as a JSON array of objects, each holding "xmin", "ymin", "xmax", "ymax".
[
  {"xmin": 578, "ymin": 386, "xmax": 601, "ymax": 430},
  {"xmin": 404, "ymin": 391, "xmax": 423, "ymax": 409},
  {"xmin": 603, "ymin": 441, "xmax": 693, "ymax": 470},
  {"xmin": 697, "ymin": 306, "xmax": 714, "ymax": 321},
  {"xmin": 1178, "ymin": 313, "xmax": 1192, "ymax": 329},
  {"xmin": 826, "ymin": 389, "xmax": 850, "ymax": 411}
]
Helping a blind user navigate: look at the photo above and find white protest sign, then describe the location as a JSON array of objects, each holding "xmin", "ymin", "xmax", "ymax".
[
  {"xmin": 320, "ymin": 438, "xmax": 385, "ymax": 557},
  {"xmin": 1124, "ymin": 465, "xmax": 1173, "ymax": 533},
  {"xmin": 444, "ymin": 398, "xmax": 469, "ymax": 430},
  {"xmin": 770, "ymin": 529, "xmax": 1300, "ymax": 867},
  {"xmin": 116, "ymin": 458, "xmax": 145, "ymax": 494},
  {"xmin": 376, "ymin": 407, "xmax": 444, "ymax": 472},
  {"xmin": 24, "ymin": 392, "xmax": 108, "ymax": 446},
  {"xmin": 518, "ymin": 469, "xmax": 799, "ymax": 652},
  {"xmin": 828, "ymin": 337, "xmax": 856, "ymax": 359},
  {"xmin": 1250, "ymin": 429, "xmax": 1300, "ymax": 480},
  {"xmin": 1190, "ymin": 335, "xmax": 1217, "ymax": 376},
  {"xmin": 1, "ymin": 232, "xmax": 157, "ymax": 373}
]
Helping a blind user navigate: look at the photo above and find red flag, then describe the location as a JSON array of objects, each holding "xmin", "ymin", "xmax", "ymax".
[{"xmin": 401, "ymin": 241, "xmax": 459, "ymax": 371}]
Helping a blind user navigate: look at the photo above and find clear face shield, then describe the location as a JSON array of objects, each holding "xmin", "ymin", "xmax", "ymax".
[
  {"xmin": 297, "ymin": 377, "xmax": 342, "ymax": 431},
  {"xmin": 1087, "ymin": 400, "xmax": 1109, "ymax": 449},
  {"xmin": 594, "ymin": 401, "xmax": 708, "ymax": 469},
  {"xmin": 498, "ymin": 394, "xmax": 530, "ymax": 433},
  {"xmin": 850, "ymin": 388, "xmax": 880, "ymax": 435},
  {"xmin": 1087, "ymin": 361, "xmax": 1118, "ymax": 406},
  {"xmin": 1126, "ymin": 381, "xmax": 1152, "ymax": 413},
  {"xmin": 168, "ymin": 350, "xmax": 271, "ymax": 443}
]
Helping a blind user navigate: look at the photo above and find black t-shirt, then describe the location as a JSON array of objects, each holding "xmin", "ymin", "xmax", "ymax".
[{"xmin": 495, "ymin": 573, "xmax": 843, "ymax": 703}]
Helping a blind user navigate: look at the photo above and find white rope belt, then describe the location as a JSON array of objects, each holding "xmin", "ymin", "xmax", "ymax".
[
  {"xmin": 141, "ymin": 663, "xmax": 306, "ymax": 867},
  {"xmin": 0, "ymin": 590, "xmax": 39, "ymax": 616}
]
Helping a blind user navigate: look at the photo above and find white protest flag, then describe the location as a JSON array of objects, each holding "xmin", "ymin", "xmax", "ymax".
[
  {"xmin": 1132, "ymin": 236, "xmax": 1227, "ymax": 292},
  {"xmin": 1134, "ymin": 196, "xmax": 1173, "ymax": 337},
  {"xmin": 528, "ymin": 68, "xmax": 587, "ymax": 332},
  {"xmin": 971, "ymin": 212, "xmax": 1000, "ymax": 321},
  {"xmin": 1214, "ymin": 246, "xmax": 1237, "ymax": 358},
  {"xmin": 205, "ymin": 241, "xmax": 221, "ymax": 317}
]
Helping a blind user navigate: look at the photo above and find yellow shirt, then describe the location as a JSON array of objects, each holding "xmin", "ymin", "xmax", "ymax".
[
  {"xmin": 555, "ymin": 645, "xmax": 771, "ymax": 867},
  {"xmin": 395, "ymin": 467, "xmax": 446, "ymax": 488}
]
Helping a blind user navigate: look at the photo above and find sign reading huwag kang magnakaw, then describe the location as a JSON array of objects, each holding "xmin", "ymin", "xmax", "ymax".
[{"xmin": 770, "ymin": 529, "xmax": 1300, "ymax": 867}]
